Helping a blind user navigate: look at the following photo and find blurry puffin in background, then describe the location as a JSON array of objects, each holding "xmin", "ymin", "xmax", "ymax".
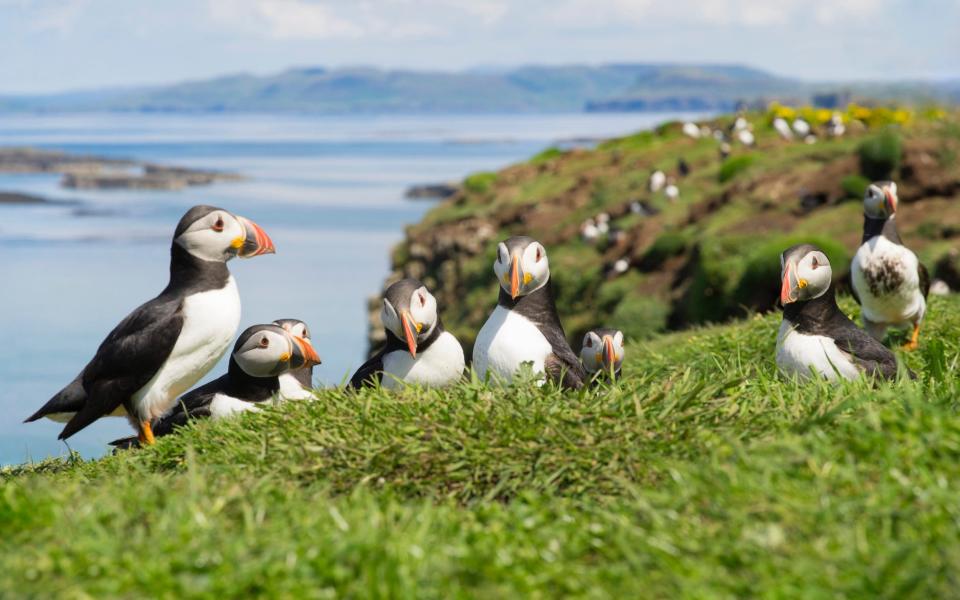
[
  {"xmin": 777, "ymin": 244, "xmax": 900, "ymax": 381},
  {"xmin": 350, "ymin": 278, "xmax": 464, "ymax": 389},
  {"xmin": 851, "ymin": 181, "xmax": 929, "ymax": 349},
  {"xmin": 580, "ymin": 328, "xmax": 625, "ymax": 382},
  {"xmin": 24, "ymin": 205, "xmax": 275, "ymax": 444},
  {"xmin": 473, "ymin": 236, "xmax": 586, "ymax": 388},
  {"xmin": 111, "ymin": 323, "xmax": 320, "ymax": 448},
  {"xmin": 273, "ymin": 318, "xmax": 317, "ymax": 399}
]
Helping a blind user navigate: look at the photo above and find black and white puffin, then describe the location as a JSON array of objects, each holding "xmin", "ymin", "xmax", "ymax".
[
  {"xmin": 350, "ymin": 278, "xmax": 465, "ymax": 389},
  {"xmin": 579, "ymin": 328, "xmax": 625, "ymax": 381},
  {"xmin": 472, "ymin": 236, "xmax": 586, "ymax": 388},
  {"xmin": 777, "ymin": 244, "xmax": 900, "ymax": 381},
  {"xmin": 273, "ymin": 318, "xmax": 317, "ymax": 399},
  {"xmin": 24, "ymin": 205, "xmax": 275, "ymax": 444},
  {"xmin": 110, "ymin": 323, "xmax": 320, "ymax": 448},
  {"xmin": 850, "ymin": 181, "xmax": 929, "ymax": 349}
]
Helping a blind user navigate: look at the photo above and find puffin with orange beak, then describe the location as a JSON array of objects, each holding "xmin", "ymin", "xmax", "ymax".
[
  {"xmin": 273, "ymin": 318, "xmax": 317, "ymax": 399},
  {"xmin": 777, "ymin": 244, "xmax": 901, "ymax": 381},
  {"xmin": 350, "ymin": 278, "xmax": 465, "ymax": 389},
  {"xmin": 851, "ymin": 181, "xmax": 929, "ymax": 350},
  {"xmin": 580, "ymin": 328, "xmax": 625, "ymax": 381},
  {"xmin": 473, "ymin": 236, "xmax": 586, "ymax": 388},
  {"xmin": 25, "ymin": 205, "xmax": 275, "ymax": 445},
  {"xmin": 111, "ymin": 323, "xmax": 320, "ymax": 448}
]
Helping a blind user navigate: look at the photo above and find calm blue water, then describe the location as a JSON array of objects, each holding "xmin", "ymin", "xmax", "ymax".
[{"xmin": 0, "ymin": 111, "xmax": 696, "ymax": 465}]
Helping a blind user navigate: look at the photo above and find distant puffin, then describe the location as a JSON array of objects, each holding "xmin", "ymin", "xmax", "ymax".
[
  {"xmin": 273, "ymin": 318, "xmax": 317, "ymax": 399},
  {"xmin": 350, "ymin": 278, "xmax": 465, "ymax": 389},
  {"xmin": 777, "ymin": 244, "xmax": 900, "ymax": 381},
  {"xmin": 473, "ymin": 236, "xmax": 586, "ymax": 388},
  {"xmin": 851, "ymin": 181, "xmax": 929, "ymax": 349},
  {"xmin": 580, "ymin": 328, "xmax": 625, "ymax": 381},
  {"xmin": 110, "ymin": 324, "xmax": 320, "ymax": 448},
  {"xmin": 24, "ymin": 205, "xmax": 275, "ymax": 444}
]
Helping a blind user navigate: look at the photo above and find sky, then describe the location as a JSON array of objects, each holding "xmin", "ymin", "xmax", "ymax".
[{"xmin": 0, "ymin": 0, "xmax": 958, "ymax": 94}]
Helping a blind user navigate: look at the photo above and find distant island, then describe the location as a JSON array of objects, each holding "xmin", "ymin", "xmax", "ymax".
[{"xmin": 2, "ymin": 64, "xmax": 957, "ymax": 114}]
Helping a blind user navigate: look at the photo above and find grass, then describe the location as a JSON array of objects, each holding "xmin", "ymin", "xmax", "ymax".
[{"xmin": 5, "ymin": 295, "xmax": 960, "ymax": 597}]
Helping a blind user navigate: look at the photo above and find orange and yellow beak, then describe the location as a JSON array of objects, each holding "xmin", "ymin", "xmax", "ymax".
[
  {"xmin": 780, "ymin": 262, "xmax": 795, "ymax": 305},
  {"xmin": 400, "ymin": 311, "xmax": 420, "ymax": 358},
  {"xmin": 236, "ymin": 216, "xmax": 275, "ymax": 258},
  {"xmin": 510, "ymin": 254, "xmax": 521, "ymax": 300},
  {"xmin": 602, "ymin": 335, "xmax": 617, "ymax": 367},
  {"xmin": 884, "ymin": 188, "xmax": 897, "ymax": 214}
]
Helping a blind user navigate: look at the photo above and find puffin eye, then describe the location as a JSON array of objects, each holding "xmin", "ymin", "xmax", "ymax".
[
  {"xmin": 419, "ymin": 292, "xmax": 426, "ymax": 307},
  {"xmin": 810, "ymin": 256, "xmax": 819, "ymax": 269},
  {"xmin": 259, "ymin": 336, "xmax": 269, "ymax": 348},
  {"xmin": 212, "ymin": 216, "xmax": 225, "ymax": 232},
  {"xmin": 585, "ymin": 337, "xmax": 593, "ymax": 348},
  {"xmin": 535, "ymin": 246, "xmax": 543, "ymax": 262}
]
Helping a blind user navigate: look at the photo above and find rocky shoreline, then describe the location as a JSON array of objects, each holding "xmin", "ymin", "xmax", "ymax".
[{"xmin": 0, "ymin": 148, "xmax": 242, "ymax": 191}]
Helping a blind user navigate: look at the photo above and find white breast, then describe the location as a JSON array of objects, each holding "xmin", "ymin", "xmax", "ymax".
[
  {"xmin": 208, "ymin": 393, "xmax": 261, "ymax": 420},
  {"xmin": 381, "ymin": 331, "xmax": 465, "ymax": 390},
  {"xmin": 851, "ymin": 236, "xmax": 925, "ymax": 326},
  {"xmin": 133, "ymin": 276, "xmax": 242, "ymax": 420},
  {"xmin": 776, "ymin": 320, "xmax": 862, "ymax": 381},
  {"xmin": 472, "ymin": 306, "xmax": 553, "ymax": 385},
  {"xmin": 278, "ymin": 373, "xmax": 313, "ymax": 400}
]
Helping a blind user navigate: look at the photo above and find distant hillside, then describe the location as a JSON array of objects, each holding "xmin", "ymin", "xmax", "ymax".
[{"xmin": 3, "ymin": 64, "xmax": 955, "ymax": 114}]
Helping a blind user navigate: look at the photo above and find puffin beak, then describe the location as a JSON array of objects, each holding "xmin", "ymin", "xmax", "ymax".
[
  {"xmin": 780, "ymin": 262, "xmax": 796, "ymax": 305},
  {"xmin": 400, "ymin": 311, "xmax": 419, "ymax": 358},
  {"xmin": 290, "ymin": 335, "xmax": 321, "ymax": 369},
  {"xmin": 602, "ymin": 335, "xmax": 616, "ymax": 368},
  {"xmin": 235, "ymin": 216, "xmax": 275, "ymax": 258},
  {"xmin": 884, "ymin": 188, "xmax": 897, "ymax": 214},
  {"xmin": 510, "ymin": 254, "xmax": 521, "ymax": 300}
]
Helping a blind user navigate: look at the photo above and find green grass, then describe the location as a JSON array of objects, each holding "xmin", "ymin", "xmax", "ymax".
[{"xmin": 5, "ymin": 295, "xmax": 960, "ymax": 597}]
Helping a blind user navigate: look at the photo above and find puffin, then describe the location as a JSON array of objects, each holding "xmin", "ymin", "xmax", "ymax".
[
  {"xmin": 850, "ymin": 181, "xmax": 929, "ymax": 349},
  {"xmin": 24, "ymin": 205, "xmax": 275, "ymax": 444},
  {"xmin": 777, "ymin": 243, "xmax": 900, "ymax": 381},
  {"xmin": 350, "ymin": 278, "xmax": 465, "ymax": 389},
  {"xmin": 579, "ymin": 328, "xmax": 625, "ymax": 382},
  {"xmin": 110, "ymin": 323, "xmax": 320, "ymax": 448},
  {"xmin": 472, "ymin": 236, "xmax": 586, "ymax": 388},
  {"xmin": 273, "ymin": 318, "xmax": 317, "ymax": 399}
]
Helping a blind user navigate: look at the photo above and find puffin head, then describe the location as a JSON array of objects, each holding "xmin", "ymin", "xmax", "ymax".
[
  {"xmin": 580, "ymin": 328, "xmax": 625, "ymax": 376},
  {"xmin": 779, "ymin": 244, "xmax": 833, "ymax": 306},
  {"xmin": 493, "ymin": 236, "xmax": 550, "ymax": 300},
  {"xmin": 272, "ymin": 318, "xmax": 312, "ymax": 345},
  {"xmin": 173, "ymin": 205, "xmax": 275, "ymax": 263},
  {"xmin": 232, "ymin": 324, "xmax": 321, "ymax": 378},
  {"xmin": 381, "ymin": 278, "xmax": 439, "ymax": 358},
  {"xmin": 864, "ymin": 181, "xmax": 898, "ymax": 219}
]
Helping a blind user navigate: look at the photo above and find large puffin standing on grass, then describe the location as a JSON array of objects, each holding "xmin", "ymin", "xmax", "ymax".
[
  {"xmin": 350, "ymin": 278, "xmax": 465, "ymax": 389},
  {"xmin": 777, "ymin": 243, "xmax": 901, "ymax": 381},
  {"xmin": 851, "ymin": 181, "xmax": 929, "ymax": 349},
  {"xmin": 473, "ymin": 236, "xmax": 586, "ymax": 389},
  {"xmin": 273, "ymin": 318, "xmax": 317, "ymax": 399},
  {"xmin": 24, "ymin": 205, "xmax": 275, "ymax": 444},
  {"xmin": 110, "ymin": 323, "xmax": 320, "ymax": 448},
  {"xmin": 579, "ymin": 328, "xmax": 625, "ymax": 382}
]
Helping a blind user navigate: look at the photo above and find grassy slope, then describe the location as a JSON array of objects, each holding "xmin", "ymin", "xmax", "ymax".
[{"xmin": 4, "ymin": 295, "xmax": 960, "ymax": 597}]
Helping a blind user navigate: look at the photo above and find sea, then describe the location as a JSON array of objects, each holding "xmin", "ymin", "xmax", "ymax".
[{"xmin": 0, "ymin": 111, "xmax": 698, "ymax": 465}]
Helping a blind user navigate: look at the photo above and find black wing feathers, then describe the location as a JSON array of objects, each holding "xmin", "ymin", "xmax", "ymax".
[
  {"xmin": 24, "ymin": 373, "xmax": 86, "ymax": 422},
  {"xmin": 349, "ymin": 352, "xmax": 385, "ymax": 389},
  {"xmin": 58, "ymin": 297, "xmax": 185, "ymax": 439},
  {"xmin": 827, "ymin": 314, "xmax": 901, "ymax": 380}
]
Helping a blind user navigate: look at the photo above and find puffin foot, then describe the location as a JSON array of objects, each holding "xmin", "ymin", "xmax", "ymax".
[
  {"xmin": 901, "ymin": 324, "xmax": 921, "ymax": 351},
  {"xmin": 138, "ymin": 420, "xmax": 156, "ymax": 445}
]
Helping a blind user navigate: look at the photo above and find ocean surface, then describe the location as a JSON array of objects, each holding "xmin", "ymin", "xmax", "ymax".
[{"xmin": 0, "ymin": 111, "xmax": 699, "ymax": 465}]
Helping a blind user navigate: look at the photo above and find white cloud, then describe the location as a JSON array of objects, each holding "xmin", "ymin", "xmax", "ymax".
[{"xmin": 208, "ymin": 0, "xmax": 362, "ymax": 39}]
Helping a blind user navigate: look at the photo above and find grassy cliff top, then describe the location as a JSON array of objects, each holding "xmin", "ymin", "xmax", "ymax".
[
  {"xmin": 379, "ymin": 106, "xmax": 960, "ymax": 353},
  {"xmin": 4, "ymin": 295, "xmax": 960, "ymax": 597}
]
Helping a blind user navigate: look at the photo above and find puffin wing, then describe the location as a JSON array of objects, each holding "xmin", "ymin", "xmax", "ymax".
[
  {"xmin": 918, "ymin": 261, "xmax": 930, "ymax": 299},
  {"xmin": 58, "ymin": 296, "xmax": 185, "ymax": 440},
  {"xmin": 24, "ymin": 373, "xmax": 86, "ymax": 422},
  {"xmin": 349, "ymin": 351, "xmax": 385, "ymax": 389},
  {"xmin": 541, "ymin": 330, "xmax": 587, "ymax": 389},
  {"xmin": 828, "ymin": 316, "xmax": 902, "ymax": 380}
]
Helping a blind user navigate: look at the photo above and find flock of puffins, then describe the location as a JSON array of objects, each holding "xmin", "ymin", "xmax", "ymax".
[{"xmin": 23, "ymin": 171, "xmax": 924, "ymax": 449}]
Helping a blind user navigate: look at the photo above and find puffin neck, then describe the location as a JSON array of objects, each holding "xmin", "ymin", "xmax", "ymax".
[
  {"xmin": 863, "ymin": 215, "xmax": 901, "ymax": 245},
  {"xmin": 166, "ymin": 242, "xmax": 231, "ymax": 295},
  {"xmin": 782, "ymin": 285, "xmax": 841, "ymax": 332},
  {"xmin": 226, "ymin": 357, "xmax": 280, "ymax": 397}
]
